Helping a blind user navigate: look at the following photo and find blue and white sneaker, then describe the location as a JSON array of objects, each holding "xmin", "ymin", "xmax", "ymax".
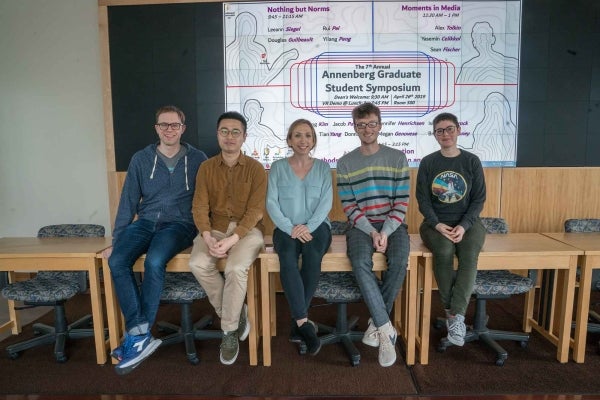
[
  {"xmin": 111, "ymin": 343, "xmax": 123, "ymax": 361},
  {"xmin": 110, "ymin": 334, "xmax": 127, "ymax": 361},
  {"xmin": 114, "ymin": 332, "xmax": 161, "ymax": 376}
]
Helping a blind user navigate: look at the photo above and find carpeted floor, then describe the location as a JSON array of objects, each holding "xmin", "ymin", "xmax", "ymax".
[{"xmin": 1, "ymin": 292, "xmax": 600, "ymax": 396}]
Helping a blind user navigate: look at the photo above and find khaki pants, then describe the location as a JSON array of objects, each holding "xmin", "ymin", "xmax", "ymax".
[{"xmin": 189, "ymin": 222, "xmax": 264, "ymax": 332}]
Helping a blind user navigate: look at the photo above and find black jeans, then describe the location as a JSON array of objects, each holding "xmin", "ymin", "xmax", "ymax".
[{"xmin": 274, "ymin": 222, "xmax": 332, "ymax": 321}]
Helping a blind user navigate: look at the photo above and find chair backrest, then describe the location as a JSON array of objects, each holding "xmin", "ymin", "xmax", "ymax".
[
  {"xmin": 564, "ymin": 219, "xmax": 600, "ymax": 233},
  {"xmin": 38, "ymin": 224, "xmax": 105, "ymax": 238},
  {"xmin": 330, "ymin": 221, "xmax": 351, "ymax": 235},
  {"xmin": 564, "ymin": 219, "xmax": 600, "ymax": 290},
  {"xmin": 37, "ymin": 224, "xmax": 105, "ymax": 291},
  {"xmin": 480, "ymin": 217, "xmax": 508, "ymax": 234}
]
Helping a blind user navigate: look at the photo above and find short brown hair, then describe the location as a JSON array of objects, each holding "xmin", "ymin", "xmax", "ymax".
[
  {"xmin": 352, "ymin": 102, "xmax": 381, "ymax": 124},
  {"xmin": 155, "ymin": 105, "xmax": 185, "ymax": 124}
]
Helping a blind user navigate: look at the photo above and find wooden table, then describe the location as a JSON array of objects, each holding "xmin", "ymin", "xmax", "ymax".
[
  {"xmin": 414, "ymin": 233, "xmax": 582, "ymax": 364},
  {"xmin": 0, "ymin": 237, "xmax": 112, "ymax": 364},
  {"xmin": 101, "ymin": 248, "xmax": 261, "ymax": 366},
  {"xmin": 543, "ymin": 232, "xmax": 600, "ymax": 363},
  {"xmin": 258, "ymin": 234, "xmax": 421, "ymax": 366}
]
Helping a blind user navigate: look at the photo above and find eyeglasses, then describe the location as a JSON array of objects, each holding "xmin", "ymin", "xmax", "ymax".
[
  {"xmin": 156, "ymin": 122, "xmax": 183, "ymax": 131},
  {"xmin": 434, "ymin": 125, "xmax": 457, "ymax": 136},
  {"xmin": 355, "ymin": 121, "xmax": 380, "ymax": 130},
  {"xmin": 218, "ymin": 128, "xmax": 243, "ymax": 138}
]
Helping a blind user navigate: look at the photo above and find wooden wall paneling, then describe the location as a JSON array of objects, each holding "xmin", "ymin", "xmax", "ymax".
[{"xmin": 500, "ymin": 167, "xmax": 600, "ymax": 233}]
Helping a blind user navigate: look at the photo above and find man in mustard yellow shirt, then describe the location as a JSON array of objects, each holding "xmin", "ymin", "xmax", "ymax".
[{"xmin": 189, "ymin": 111, "xmax": 266, "ymax": 365}]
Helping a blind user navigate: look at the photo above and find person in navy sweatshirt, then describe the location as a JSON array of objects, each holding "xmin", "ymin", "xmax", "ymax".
[{"xmin": 102, "ymin": 105, "xmax": 207, "ymax": 375}]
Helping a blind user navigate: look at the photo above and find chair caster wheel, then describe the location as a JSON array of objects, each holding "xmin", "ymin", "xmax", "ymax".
[
  {"xmin": 437, "ymin": 344, "xmax": 447, "ymax": 353},
  {"xmin": 495, "ymin": 357, "xmax": 506, "ymax": 366},
  {"xmin": 8, "ymin": 351, "xmax": 20, "ymax": 360},
  {"xmin": 350, "ymin": 358, "xmax": 360, "ymax": 367},
  {"xmin": 188, "ymin": 356, "xmax": 200, "ymax": 365},
  {"xmin": 519, "ymin": 340, "xmax": 528, "ymax": 349},
  {"xmin": 55, "ymin": 354, "xmax": 68, "ymax": 363}
]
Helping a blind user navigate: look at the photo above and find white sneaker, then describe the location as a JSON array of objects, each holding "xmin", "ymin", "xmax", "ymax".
[
  {"xmin": 362, "ymin": 318, "xmax": 379, "ymax": 347},
  {"xmin": 446, "ymin": 314, "xmax": 466, "ymax": 346},
  {"xmin": 377, "ymin": 322, "xmax": 397, "ymax": 367}
]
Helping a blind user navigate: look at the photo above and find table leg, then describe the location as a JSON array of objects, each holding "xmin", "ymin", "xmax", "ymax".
[
  {"xmin": 555, "ymin": 259, "xmax": 577, "ymax": 363},
  {"xmin": 247, "ymin": 263, "xmax": 258, "ymax": 366},
  {"xmin": 102, "ymin": 258, "xmax": 122, "ymax": 365},
  {"xmin": 260, "ymin": 260, "xmax": 272, "ymax": 366},
  {"xmin": 573, "ymin": 255, "xmax": 594, "ymax": 363},
  {"xmin": 88, "ymin": 259, "xmax": 107, "ymax": 364},
  {"xmin": 405, "ymin": 260, "xmax": 416, "ymax": 365},
  {"xmin": 418, "ymin": 256, "xmax": 433, "ymax": 365}
]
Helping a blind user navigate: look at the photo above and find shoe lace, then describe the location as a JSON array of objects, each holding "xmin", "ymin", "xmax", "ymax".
[
  {"xmin": 378, "ymin": 328, "xmax": 396, "ymax": 349},
  {"xmin": 365, "ymin": 325, "xmax": 378, "ymax": 341},
  {"xmin": 221, "ymin": 332, "xmax": 238, "ymax": 349},
  {"xmin": 447, "ymin": 317, "xmax": 465, "ymax": 337},
  {"xmin": 120, "ymin": 334, "xmax": 137, "ymax": 357}
]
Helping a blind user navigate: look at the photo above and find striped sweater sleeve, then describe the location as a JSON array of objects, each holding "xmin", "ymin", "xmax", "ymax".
[{"xmin": 337, "ymin": 147, "xmax": 410, "ymax": 237}]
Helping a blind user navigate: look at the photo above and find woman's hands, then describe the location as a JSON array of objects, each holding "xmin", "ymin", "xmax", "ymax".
[{"xmin": 291, "ymin": 225, "xmax": 313, "ymax": 243}]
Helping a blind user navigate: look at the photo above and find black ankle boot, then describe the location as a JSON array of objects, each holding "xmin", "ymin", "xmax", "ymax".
[
  {"xmin": 289, "ymin": 320, "xmax": 303, "ymax": 343},
  {"xmin": 298, "ymin": 321, "xmax": 321, "ymax": 356}
]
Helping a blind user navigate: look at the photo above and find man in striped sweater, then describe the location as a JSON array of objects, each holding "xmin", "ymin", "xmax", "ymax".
[{"xmin": 336, "ymin": 102, "xmax": 410, "ymax": 367}]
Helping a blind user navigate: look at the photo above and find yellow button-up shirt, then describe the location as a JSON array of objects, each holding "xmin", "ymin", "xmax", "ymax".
[{"xmin": 192, "ymin": 153, "xmax": 266, "ymax": 238}]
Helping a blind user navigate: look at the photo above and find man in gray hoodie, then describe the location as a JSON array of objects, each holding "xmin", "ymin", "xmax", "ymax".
[{"xmin": 102, "ymin": 105, "xmax": 207, "ymax": 375}]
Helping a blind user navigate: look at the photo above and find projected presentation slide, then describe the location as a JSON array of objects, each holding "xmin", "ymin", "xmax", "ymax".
[{"xmin": 223, "ymin": 1, "xmax": 521, "ymax": 167}]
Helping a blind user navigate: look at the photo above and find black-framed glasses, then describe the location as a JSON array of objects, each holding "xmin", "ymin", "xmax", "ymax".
[
  {"xmin": 218, "ymin": 128, "xmax": 243, "ymax": 138},
  {"xmin": 434, "ymin": 125, "xmax": 457, "ymax": 136},
  {"xmin": 156, "ymin": 122, "xmax": 183, "ymax": 131},
  {"xmin": 355, "ymin": 121, "xmax": 380, "ymax": 130}
]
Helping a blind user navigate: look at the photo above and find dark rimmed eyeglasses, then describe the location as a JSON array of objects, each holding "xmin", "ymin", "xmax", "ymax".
[
  {"xmin": 156, "ymin": 122, "xmax": 183, "ymax": 131},
  {"xmin": 433, "ymin": 125, "xmax": 457, "ymax": 136},
  {"xmin": 355, "ymin": 121, "xmax": 380, "ymax": 130}
]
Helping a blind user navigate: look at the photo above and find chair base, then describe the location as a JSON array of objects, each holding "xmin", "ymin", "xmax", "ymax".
[
  {"xmin": 157, "ymin": 303, "xmax": 222, "ymax": 365},
  {"xmin": 6, "ymin": 311, "xmax": 96, "ymax": 363},
  {"xmin": 578, "ymin": 309, "xmax": 600, "ymax": 355},
  {"xmin": 314, "ymin": 303, "xmax": 363, "ymax": 366},
  {"xmin": 436, "ymin": 298, "xmax": 529, "ymax": 366}
]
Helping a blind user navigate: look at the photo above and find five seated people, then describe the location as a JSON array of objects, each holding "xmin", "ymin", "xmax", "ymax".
[{"xmin": 101, "ymin": 103, "xmax": 487, "ymax": 372}]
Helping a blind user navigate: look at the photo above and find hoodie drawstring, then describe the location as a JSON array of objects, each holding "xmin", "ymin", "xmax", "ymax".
[
  {"xmin": 184, "ymin": 155, "xmax": 189, "ymax": 191},
  {"xmin": 149, "ymin": 154, "xmax": 157, "ymax": 179},
  {"xmin": 150, "ymin": 151, "xmax": 189, "ymax": 191}
]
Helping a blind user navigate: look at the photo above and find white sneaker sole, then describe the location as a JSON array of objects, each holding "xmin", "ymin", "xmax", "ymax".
[
  {"xmin": 115, "ymin": 338, "xmax": 162, "ymax": 375},
  {"xmin": 447, "ymin": 335, "xmax": 465, "ymax": 347},
  {"xmin": 220, "ymin": 346, "xmax": 240, "ymax": 365}
]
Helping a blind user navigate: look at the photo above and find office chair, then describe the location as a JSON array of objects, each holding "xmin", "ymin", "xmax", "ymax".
[
  {"xmin": 1, "ymin": 224, "xmax": 105, "ymax": 362},
  {"xmin": 157, "ymin": 272, "xmax": 222, "ymax": 365},
  {"xmin": 310, "ymin": 221, "xmax": 364, "ymax": 366},
  {"xmin": 437, "ymin": 217, "xmax": 534, "ymax": 366},
  {"xmin": 313, "ymin": 272, "xmax": 364, "ymax": 366},
  {"xmin": 564, "ymin": 218, "xmax": 600, "ymax": 354}
]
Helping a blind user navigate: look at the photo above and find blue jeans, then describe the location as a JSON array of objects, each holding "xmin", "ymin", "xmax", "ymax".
[
  {"xmin": 347, "ymin": 223, "xmax": 409, "ymax": 328},
  {"xmin": 109, "ymin": 218, "xmax": 197, "ymax": 334},
  {"xmin": 274, "ymin": 222, "xmax": 332, "ymax": 321}
]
